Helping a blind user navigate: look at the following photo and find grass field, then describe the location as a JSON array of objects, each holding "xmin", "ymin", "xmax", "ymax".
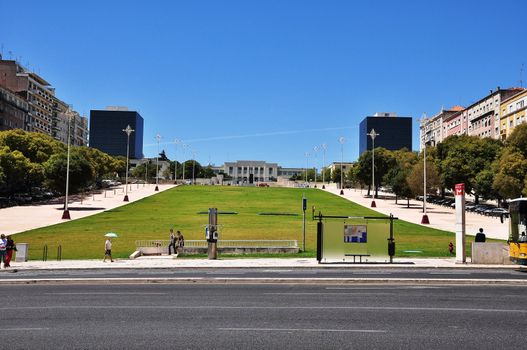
[{"xmin": 15, "ymin": 186, "xmax": 496, "ymax": 259}]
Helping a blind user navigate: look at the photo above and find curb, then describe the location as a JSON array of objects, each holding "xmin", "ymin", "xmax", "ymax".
[{"xmin": 1, "ymin": 277, "xmax": 527, "ymax": 285}]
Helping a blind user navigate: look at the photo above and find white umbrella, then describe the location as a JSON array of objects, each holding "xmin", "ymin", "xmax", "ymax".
[{"xmin": 104, "ymin": 232, "xmax": 119, "ymax": 238}]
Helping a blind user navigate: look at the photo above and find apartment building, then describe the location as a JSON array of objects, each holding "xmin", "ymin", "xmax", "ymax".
[
  {"xmin": 0, "ymin": 85, "xmax": 28, "ymax": 131},
  {"xmin": 465, "ymin": 87, "xmax": 523, "ymax": 139},
  {"xmin": 499, "ymin": 89, "xmax": 527, "ymax": 140},
  {"xmin": 419, "ymin": 106, "xmax": 463, "ymax": 150}
]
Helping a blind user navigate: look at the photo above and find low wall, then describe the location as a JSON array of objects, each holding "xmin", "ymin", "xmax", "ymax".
[{"xmin": 471, "ymin": 242, "xmax": 511, "ymax": 265}]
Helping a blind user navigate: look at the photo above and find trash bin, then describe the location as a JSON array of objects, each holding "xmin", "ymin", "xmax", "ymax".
[{"xmin": 15, "ymin": 243, "xmax": 29, "ymax": 262}]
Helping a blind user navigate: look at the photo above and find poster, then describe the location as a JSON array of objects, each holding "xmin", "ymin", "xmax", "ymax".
[{"xmin": 344, "ymin": 225, "xmax": 367, "ymax": 243}]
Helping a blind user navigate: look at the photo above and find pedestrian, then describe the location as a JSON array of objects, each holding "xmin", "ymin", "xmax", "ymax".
[
  {"xmin": 175, "ymin": 230, "xmax": 185, "ymax": 257},
  {"xmin": 0, "ymin": 234, "xmax": 7, "ymax": 268},
  {"xmin": 104, "ymin": 237, "xmax": 114, "ymax": 262},
  {"xmin": 448, "ymin": 242, "xmax": 454, "ymax": 255},
  {"xmin": 519, "ymin": 232, "xmax": 527, "ymax": 243},
  {"xmin": 168, "ymin": 228, "xmax": 176, "ymax": 255},
  {"xmin": 475, "ymin": 228, "xmax": 486, "ymax": 243},
  {"xmin": 5, "ymin": 235, "xmax": 16, "ymax": 268}
]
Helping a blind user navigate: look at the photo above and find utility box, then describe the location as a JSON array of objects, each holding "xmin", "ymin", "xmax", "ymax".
[
  {"xmin": 15, "ymin": 243, "xmax": 29, "ymax": 262},
  {"xmin": 207, "ymin": 208, "xmax": 218, "ymax": 259}
]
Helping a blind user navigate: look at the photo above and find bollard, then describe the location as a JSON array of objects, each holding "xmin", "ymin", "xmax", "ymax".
[
  {"xmin": 57, "ymin": 245, "xmax": 62, "ymax": 261},
  {"xmin": 42, "ymin": 244, "xmax": 48, "ymax": 261},
  {"xmin": 114, "ymin": 189, "xmax": 116, "ymax": 195}
]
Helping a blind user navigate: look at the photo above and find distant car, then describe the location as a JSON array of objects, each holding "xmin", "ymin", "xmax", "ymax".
[{"xmin": 258, "ymin": 183, "xmax": 270, "ymax": 187}]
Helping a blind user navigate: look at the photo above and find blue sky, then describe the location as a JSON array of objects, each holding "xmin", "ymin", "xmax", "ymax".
[{"xmin": 1, "ymin": 0, "xmax": 526, "ymax": 168}]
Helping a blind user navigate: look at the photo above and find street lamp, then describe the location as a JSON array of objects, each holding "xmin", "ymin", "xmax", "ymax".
[
  {"xmin": 367, "ymin": 129, "xmax": 379, "ymax": 207},
  {"xmin": 122, "ymin": 125, "xmax": 134, "ymax": 202},
  {"xmin": 313, "ymin": 146, "xmax": 319, "ymax": 188},
  {"xmin": 321, "ymin": 143, "xmax": 327, "ymax": 189},
  {"xmin": 181, "ymin": 143, "xmax": 187, "ymax": 183},
  {"xmin": 155, "ymin": 133, "xmax": 161, "ymax": 191},
  {"xmin": 174, "ymin": 139, "xmax": 181, "ymax": 184},
  {"xmin": 421, "ymin": 137, "xmax": 434, "ymax": 224},
  {"xmin": 338, "ymin": 137, "xmax": 346, "ymax": 195},
  {"xmin": 61, "ymin": 108, "xmax": 73, "ymax": 220},
  {"xmin": 192, "ymin": 150, "xmax": 198, "ymax": 185},
  {"xmin": 304, "ymin": 152, "xmax": 310, "ymax": 185}
]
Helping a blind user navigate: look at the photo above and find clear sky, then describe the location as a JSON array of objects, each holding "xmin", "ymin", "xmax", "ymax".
[{"xmin": 1, "ymin": 0, "xmax": 526, "ymax": 168}]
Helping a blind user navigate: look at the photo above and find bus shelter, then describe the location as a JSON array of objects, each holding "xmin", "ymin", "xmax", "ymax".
[{"xmin": 316, "ymin": 214, "xmax": 397, "ymax": 264}]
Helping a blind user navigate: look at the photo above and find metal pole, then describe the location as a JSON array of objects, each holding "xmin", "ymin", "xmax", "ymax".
[
  {"xmin": 338, "ymin": 137, "xmax": 345, "ymax": 195},
  {"xmin": 304, "ymin": 152, "xmax": 309, "ymax": 183},
  {"xmin": 174, "ymin": 139, "xmax": 179, "ymax": 183},
  {"xmin": 367, "ymin": 129, "xmax": 379, "ymax": 207},
  {"xmin": 321, "ymin": 143, "xmax": 327, "ymax": 189},
  {"xmin": 123, "ymin": 125, "xmax": 134, "ymax": 202},
  {"xmin": 182, "ymin": 144, "xmax": 187, "ymax": 182},
  {"xmin": 155, "ymin": 134, "xmax": 161, "ymax": 191},
  {"xmin": 62, "ymin": 110, "xmax": 72, "ymax": 219},
  {"xmin": 423, "ymin": 145, "xmax": 427, "ymax": 214},
  {"xmin": 192, "ymin": 150, "xmax": 197, "ymax": 185}
]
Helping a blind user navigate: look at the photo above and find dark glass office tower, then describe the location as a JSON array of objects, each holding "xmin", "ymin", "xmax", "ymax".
[
  {"xmin": 89, "ymin": 109, "xmax": 144, "ymax": 159},
  {"xmin": 359, "ymin": 113, "xmax": 412, "ymax": 155}
]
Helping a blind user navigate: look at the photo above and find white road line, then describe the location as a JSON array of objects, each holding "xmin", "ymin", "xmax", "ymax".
[
  {"xmin": 46, "ymin": 292, "xmax": 167, "ymax": 295},
  {"xmin": 3, "ymin": 328, "xmax": 49, "ymax": 331},
  {"xmin": 4, "ymin": 306, "xmax": 527, "ymax": 313},
  {"xmin": 326, "ymin": 286, "xmax": 444, "ymax": 290},
  {"xmin": 263, "ymin": 292, "xmax": 393, "ymax": 296},
  {"xmin": 429, "ymin": 272, "xmax": 472, "ymax": 275},
  {"xmin": 352, "ymin": 272, "xmax": 392, "ymax": 275},
  {"xmin": 218, "ymin": 328, "xmax": 386, "ymax": 333}
]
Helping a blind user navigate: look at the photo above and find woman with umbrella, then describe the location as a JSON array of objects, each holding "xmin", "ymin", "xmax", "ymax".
[{"xmin": 104, "ymin": 232, "xmax": 118, "ymax": 262}]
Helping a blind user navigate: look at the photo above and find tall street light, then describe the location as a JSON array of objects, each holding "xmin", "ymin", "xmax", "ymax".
[
  {"xmin": 304, "ymin": 152, "xmax": 310, "ymax": 184},
  {"xmin": 367, "ymin": 129, "xmax": 379, "ymax": 207},
  {"xmin": 122, "ymin": 125, "xmax": 134, "ymax": 202},
  {"xmin": 155, "ymin": 133, "xmax": 161, "ymax": 191},
  {"xmin": 321, "ymin": 143, "xmax": 327, "ymax": 189},
  {"xmin": 421, "ymin": 136, "xmax": 434, "ymax": 225},
  {"xmin": 61, "ymin": 108, "xmax": 73, "ymax": 220},
  {"xmin": 182, "ymin": 143, "xmax": 187, "ymax": 183},
  {"xmin": 174, "ymin": 139, "xmax": 181, "ymax": 183},
  {"xmin": 313, "ymin": 146, "xmax": 319, "ymax": 188},
  {"xmin": 338, "ymin": 137, "xmax": 346, "ymax": 195},
  {"xmin": 192, "ymin": 150, "xmax": 198, "ymax": 185}
]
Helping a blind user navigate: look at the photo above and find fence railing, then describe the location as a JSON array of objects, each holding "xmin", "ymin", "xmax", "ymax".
[{"xmin": 135, "ymin": 239, "xmax": 298, "ymax": 249}]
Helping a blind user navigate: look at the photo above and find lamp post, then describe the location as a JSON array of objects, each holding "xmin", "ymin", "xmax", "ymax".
[
  {"xmin": 174, "ymin": 139, "xmax": 181, "ymax": 183},
  {"xmin": 338, "ymin": 137, "xmax": 346, "ymax": 195},
  {"xmin": 421, "ymin": 137, "xmax": 434, "ymax": 224},
  {"xmin": 155, "ymin": 133, "xmax": 161, "ymax": 191},
  {"xmin": 122, "ymin": 125, "xmax": 134, "ymax": 202},
  {"xmin": 321, "ymin": 143, "xmax": 327, "ymax": 189},
  {"xmin": 192, "ymin": 150, "xmax": 197, "ymax": 185},
  {"xmin": 304, "ymin": 152, "xmax": 310, "ymax": 185},
  {"xmin": 61, "ymin": 108, "xmax": 73, "ymax": 220},
  {"xmin": 313, "ymin": 146, "xmax": 319, "ymax": 188},
  {"xmin": 182, "ymin": 143, "xmax": 187, "ymax": 183},
  {"xmin": 367, "ymin": 129, "xmax": 379, "ymax": 207}
]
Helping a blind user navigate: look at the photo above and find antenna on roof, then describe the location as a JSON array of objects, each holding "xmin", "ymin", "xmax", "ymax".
[{"xmin": 520, "ymin": 63, "xmax": 525, "ymax": 88}]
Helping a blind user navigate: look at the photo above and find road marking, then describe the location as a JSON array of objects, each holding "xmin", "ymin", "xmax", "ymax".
[
  {"xmin": 3, "ymin": 328, "xmax": 49, "ymax": 331},
  {"xmin": 326, "ymin": 286, "xmax": 444, "ymax": 290},
  {"xmin": 218, "ymin": 328, "xmax": 386, "ymax": 333},
  {"xmin": 429, "ymin": 272, "xmax": 472, "ymax": 275},
  {"xmin": 352, "ymin": 272, "xmax": 392, "ymax": 275},
  {"xmin": 206, "ymin": 272, "xmax": 247, "ymax": 275},
  {"xmin": 264, "ymin": 292, "xmax": 393, "ymax": 296},
  {"xmin": 46, "ymin": 292, "xmax": 167, "ymax": 295},
  {"xmin": 5, "ymin": 306, "xmax": 527, "ymax": 313}
]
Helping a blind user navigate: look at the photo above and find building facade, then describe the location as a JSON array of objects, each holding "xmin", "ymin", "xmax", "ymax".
[
  {"xmin": 359, "ymin": 112, "xmax": 412, "ymax": 155},
  {"xmin": 0, "ymin": 59, "xmax": 88, "ymax": 145},
  {"xmin": 500, "ymin": 89, "xmax": 527, "ymax": 140},
  {"xmin": 89, "ymin": 108, "xmax": 144, "ymax": 159},
  {"xmin": 0, "ymin": 85, "xmax": 28, "ymax": 131},
  {"xmin": 223, "ymin": 161, "xmax": 278, "ymax": 183},
  {"xmin": 419, "ymin": 106, "xmax": 464, "ymax": 150}
]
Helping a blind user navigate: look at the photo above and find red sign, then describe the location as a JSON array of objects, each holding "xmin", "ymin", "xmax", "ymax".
[{"xmin": 455, "ymin": 183, "xmax": 465, "ymax": 196}]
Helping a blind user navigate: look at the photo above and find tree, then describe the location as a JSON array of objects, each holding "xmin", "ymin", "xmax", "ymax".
[
  {"xmin": 0, "ymin": 129, "xmax": 64, "ymax": 164},
  {"xmin": 44, "ymin": 150, "xmax": 93, "ymax": 194},
  {"xmin": 492, "ymin": 149, "xmax": 527, "ymax": 199},
  {"xmin": 505, "ymin": 123, "xmax": 527, "ymax": 158},
  {"xmin": 407, "ymin": 156, "xmax": 441, "ymax": 198},
  {"xmin": 131, "ymin": 161, "xmax": 157, "ymax": 181},
  {"xmin": 201, "ymin": 166, "xmax": 216, "ymax": 179},
  {"xmin": 387, "ymin": 167, "xmax": 414, "ymax": 207},
  {"xmin": 473, "ymin": 169, "xmax": 498, "ymax": 201},
  {"xmin": 0, "ymin": 146, "xmax": 34, "ymax": 194},
  {"xmin": 158, "ymin": 150, "xmax": 169, "ymax": 161}
]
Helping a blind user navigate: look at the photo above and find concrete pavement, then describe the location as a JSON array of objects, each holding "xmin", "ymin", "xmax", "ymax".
[
  {"xmin": 1, "ymin": 184, "xmax": 175, "ymax": 236},
  {"xmin": 323, "ymin": 187, "xmax": 509, "ymax": 240}
]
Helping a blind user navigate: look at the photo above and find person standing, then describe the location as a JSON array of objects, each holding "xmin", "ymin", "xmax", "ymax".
[
  {"xmin": 475, "ymin": 228, "xmax": 486, "ymax": 243},
  {"xmin": 0, "ymin": 234, "xmax": 7, "ymax": 268},
  {"xmin": 175, "ymin": 230, "xmax": 185, "ymax": 256},
  {"xmin": 104, "ymin": 238, "xmax": 114, "ymax": 262},
  {"xmin": 5, "ymin": 235, "xmax": 16, "ymax": 268},
  {"xmin": 168, "ymin": 228, "xmax": 176, "ymax": 255}
]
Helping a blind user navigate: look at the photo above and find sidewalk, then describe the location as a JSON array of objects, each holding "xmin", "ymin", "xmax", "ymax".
[
  {"xmin": 0, "ymin": 256, "xmax": 517, "ymax": 271},
  {"xmin": 323, "ymin": 187, "xmax": 509, "ymax": 240},
  {"xmin": 1, "ymin": 184, "xmax": 175, "ymax": 236}
]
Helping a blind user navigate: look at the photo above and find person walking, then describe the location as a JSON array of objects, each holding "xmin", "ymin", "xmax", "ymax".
[
  {"xmin": 5, "ymin": 235, "xmax": 16, "ymax": 268},
  {"xmin": 475, "ymin": 228, "xmax": 486, "ymax": 243},
  {"xmin": 0, "ymin": 234, "xmax": 7, "ymax": 268},
  {"xmin": 175, "ymin": 230, "xmax": 185, "ymax": 257},
  {"xmin": 168, "ymin": 228, "xmax": 176, "ymax": 255},
  {"xmin": 104, "ymin": 238, "xmax": 114, "ymax": 262}
]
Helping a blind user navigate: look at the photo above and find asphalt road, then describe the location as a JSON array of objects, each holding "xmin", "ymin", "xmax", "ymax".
[
  {"xmin": 1, "ymin": 283, "xmax": 526, "ymax": 349},
  {"xmin": 2, "ymin": 267, "xmax": 527, "ymax": 282}
]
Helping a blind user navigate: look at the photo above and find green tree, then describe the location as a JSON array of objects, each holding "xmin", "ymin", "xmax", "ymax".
[
  {"xmin": 0, "ymin": 129, "xmax": 64, "ymax": 164},
  {"xmin": 44, "ymin": 150, "xmax": 94, "ymax": 194},
  {"xmin": 492, "ymin": 149, "xmax": 527, "ymax": 199},
  {"xmin": 505, "ymin": 123, "xmax": 527, "ymax": 157},
  {"xmin": 0, "ymin": 146, "xmax": 34, "ymax": 194}
]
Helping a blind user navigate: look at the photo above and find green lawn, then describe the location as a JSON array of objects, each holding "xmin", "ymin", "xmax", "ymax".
[{"xmin": 15, "ymin": 186, "xmax": 497, "ymax": 259}]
